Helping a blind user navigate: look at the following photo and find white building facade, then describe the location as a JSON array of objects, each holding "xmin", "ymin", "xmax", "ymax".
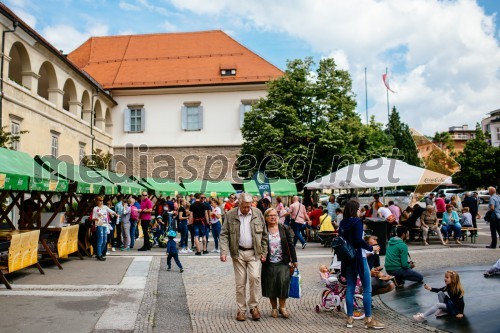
[{"xmin": 481, "ymin": 109, "xmax": 500, "ymax": 147}]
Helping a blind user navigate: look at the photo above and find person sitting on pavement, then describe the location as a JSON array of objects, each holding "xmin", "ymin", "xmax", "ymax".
[
  {"xmin": 365, "ymin": 235, "xmax": 395, "ymax": 296},
  {"xmin": 413, "ymin": 270, "xmax": 465, "ymax": 322},
  {"xmin": 385, "ymin": 226, "xmax": 424, "ymax": 286},
  {"xmin": 441, "ymin": 205, "xmax": 462, "ymax": 245},
  {"xmin": 420, "ymin": 205, "xmax": 446, "ymax": 246},
  {"xmin": 483, "ymin": 258, "xmax": 500, "ymax": 277}
]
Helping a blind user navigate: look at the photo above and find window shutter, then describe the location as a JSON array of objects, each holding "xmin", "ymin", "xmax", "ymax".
[
  {"xmin": 140, "ymin": 108, "xmax": 145, "ymax": 132},
  {"xmin": 198, "ymin": 106, "xmax": 204, "ymax": 130},
  {"xmin": 123, "ymin": 108, "xmax": 131, "ymax": 132},
  {"xmin": 181, "ymin": 106, "xmax": 187, "ymax": 130},
  {"xmin": 239, "ymin": 104, "xmax": 245, "ymax": 128}
]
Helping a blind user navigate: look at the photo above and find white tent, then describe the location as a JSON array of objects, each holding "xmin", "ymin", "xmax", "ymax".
[{"xmin": 305, "ymin": 157, "xmax": 452, "ymax": 189}]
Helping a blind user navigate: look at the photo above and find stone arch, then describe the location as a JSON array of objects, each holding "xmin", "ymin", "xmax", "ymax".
[
  {"xmin": 62, "ymin": 78, "xmax": 78, "ymax": 113},
  {"xmin": 94, "ymin": 99, "xmax": 104, "ymax": 130},
  {"xmin": 105, "ymin": 108, "xmax": 113, "ymax": 134},
  {"xmin": 81, "ymin": 90, "xmax": 91, "ymax": 121},
  {"xmin": 37, "ymin": 61, "xmax": 58, "ymax": 103},
  {"xmin": 8, "ymin": 41, "xmax": 31, "ymax": 87}
]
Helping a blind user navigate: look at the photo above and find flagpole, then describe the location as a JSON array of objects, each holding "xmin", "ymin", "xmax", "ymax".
[
  {"xmin": 365, "ymin": 67, "xmax": 368, "ymax": 124},
  {"xmin": 385, "ymin": 67, "xmax": 390, "ymax": 121}
]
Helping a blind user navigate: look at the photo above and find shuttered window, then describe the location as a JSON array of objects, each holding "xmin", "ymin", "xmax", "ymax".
[
  {"xmin": 124, "ymin": 108, "xmax": 145, "ymax": 132},
  {"xmin": 181, "ymin": 105, "xmax": 203, "ymax": 131}
]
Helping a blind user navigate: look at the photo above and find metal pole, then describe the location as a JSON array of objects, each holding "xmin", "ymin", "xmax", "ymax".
[
  {"xmin": 0, "ymin": 21, "xmax": 18, "ymax": 128},
  {"xmin": 365, "ymin": 67, "xmax": 368, "ymax": 124},
  {"xmin": 90, "ymin": 89, "xmax": 98, "ymax": 165}
]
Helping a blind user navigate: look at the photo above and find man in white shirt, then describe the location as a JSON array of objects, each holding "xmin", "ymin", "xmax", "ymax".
[{"xmin": 220, "ymin": 193, "xmax": 268, "ymax": 322}]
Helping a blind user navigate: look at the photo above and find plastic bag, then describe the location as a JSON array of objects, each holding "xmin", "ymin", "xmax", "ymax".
[{"xmin": 289, "ymin": 268, "xmax": 302, "ymax": 299}]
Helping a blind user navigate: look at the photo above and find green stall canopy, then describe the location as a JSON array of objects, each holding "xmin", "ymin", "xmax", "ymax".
[
  {"xmin": 94, "ymin": 170, "xmax": 146, "ymax": 196},
  {"xmin": 242, "ymin": 178, "xmax": 297, "ymax": 197},
  {"xmin": 0, "ymin": 149, "xmax": 68, "ymax": 192},
  {"xmin": 36, "ymin": 156, "xmax": 117, "ymax": 195},
  {"xmin": 181, "ymin": 180, "xmax": 236, "ymax": 197},
  {"xmin": 142, "ymin": 178, "xmax": 187, "ymax": 196}
]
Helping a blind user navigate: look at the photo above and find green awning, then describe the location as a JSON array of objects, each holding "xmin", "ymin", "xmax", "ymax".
[
  {"xmin": 94, "ymin": 170, "xmax": 146, "ymax": 196},
  {"xmin": 242, "ymin": 180, "xmax": 259, "ymax": 195},
  {"xmin": 270, "ymin": 179, "xmax": 297, "ymax": 196},
  {"xmin": 0, "ymin": 149, "xmax": 68, "ymax": 192},
  {"xmin": 0, "ymin": 148, "xmax": 30, "ymax": 191},
  {"xmin": 242, "ymin": 178, "xmax": 297, "ymax": 197},
  {"xmin": 181, "ymin": 180, "xmax": 236, "ymax": 197},
  {"xmin": 142, "ymin": 178, "xmax": 187, "ymax": 196},
  {"xmin": 36, "ymin": 156, "xmax": 117, "ymax": 194}
]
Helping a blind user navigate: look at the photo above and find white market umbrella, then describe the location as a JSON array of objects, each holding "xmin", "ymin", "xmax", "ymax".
[{"xmin": 305, "ymin": 157, "xmax": 452, "ymax": 189}]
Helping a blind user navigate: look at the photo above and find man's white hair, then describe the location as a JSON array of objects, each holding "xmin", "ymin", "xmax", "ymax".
[{"xmin": 238, "ymin": 192, "xmax": 253, "ymax": 204}]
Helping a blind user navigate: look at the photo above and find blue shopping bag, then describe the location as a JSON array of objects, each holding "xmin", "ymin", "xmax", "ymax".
[{"xmin": 289, "ymin": 268, "xmax": 302, "ymax": 299}]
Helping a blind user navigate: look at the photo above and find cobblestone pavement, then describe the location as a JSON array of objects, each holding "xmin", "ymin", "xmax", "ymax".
[{"xmin": 178, "ymin": 245, "xmax": 499, "ymax": 333}]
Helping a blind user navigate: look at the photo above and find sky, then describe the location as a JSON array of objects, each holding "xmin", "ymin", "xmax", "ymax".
[{"xmin": 5, "ymin": 0, "xmax": 500, "ymax": 136}]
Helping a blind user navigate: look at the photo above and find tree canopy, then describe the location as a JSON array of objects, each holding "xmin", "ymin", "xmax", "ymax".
[
  {"xmin": 239, "ymin": 57, "xmax": 417, "ymax": 187},
  {"xmin": 385, "ymin": 106, "xmax": 421, "ymax": 167},
  {"xmin": 454, "ymin": 124, "xmax": 499, "ymax": 189}
]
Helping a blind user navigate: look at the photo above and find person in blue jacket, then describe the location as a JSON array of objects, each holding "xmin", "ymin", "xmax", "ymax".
[
  {"xmin": 339, "ymin": 200, "xmax": 384, "ymax": 330},
  {"xmin": 166, "ymin": 230, "xmax": 184, "ymax": 272},
  {"xmin": 441, "ymin": 205, "xmax": 462, "ymax": 244}
]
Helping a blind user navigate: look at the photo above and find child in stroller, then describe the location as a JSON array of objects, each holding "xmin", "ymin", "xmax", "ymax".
[
  {"xmin": 150, "ymin": 216, "xmax": 168, "ymax": 248},
  {"xmin": 316, "ymin": 261, "xmax": 365, "ymax": 319}
]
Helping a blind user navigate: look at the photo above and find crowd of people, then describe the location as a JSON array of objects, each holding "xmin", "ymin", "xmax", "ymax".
[{"xmin": 86, "ymin": 185, "xmax": 499, "ymax": 329}]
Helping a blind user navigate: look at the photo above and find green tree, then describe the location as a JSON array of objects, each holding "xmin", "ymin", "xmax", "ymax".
[
  {"xmin": 385, "ymin": 106, "xmax": 421, "ymax": 166},
  {"xmin": 0, "ymin": 126, "xmax": 28, "ymax": 149},
  {"xmin": 433, "ymin": 131, "xmax": 456, "ymax": 156},
  {"xmin": 454, "ymin": 124, "xmax": 499, "ymax": 189},
  {"xmin": 81, "ymin": 148, "xmax": 113, "ymax": 170},
  {"xmin": 240, "ymin": 57, "xmax": 395, "ymax": 186}
]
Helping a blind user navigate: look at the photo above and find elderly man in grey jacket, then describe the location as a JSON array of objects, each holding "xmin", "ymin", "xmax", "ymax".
[{"xmin": 220, "ymin": 192, "xmax": 268, "ymax": 322}]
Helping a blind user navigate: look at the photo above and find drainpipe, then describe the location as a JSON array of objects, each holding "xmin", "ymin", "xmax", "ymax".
[
  {"xmin": 0, "ymin": 21, "xmax": 19, "ymax": 128},
  {"xmin": 89, "ymin": 89, "xmax": 99, "ymax": 165}
]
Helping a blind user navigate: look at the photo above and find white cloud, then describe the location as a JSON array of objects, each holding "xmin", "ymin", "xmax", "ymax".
[
  {"xmin": 42, "ymin": 23, "xmax": 109, "ymax": 54},
  {"xmin": 119, "ymin": 1, "xmax": 141, "ymax": 11},
  {"xmin": 137, "ymin": 0, "xmax": 170, "ymax": 16},
  {"xmin": 161, "ymin": 20, "xmax": 177, "ymax": 32},
  {"xmin": 169, "ymin": 0, "xmax": 500, "ymax": 135}
]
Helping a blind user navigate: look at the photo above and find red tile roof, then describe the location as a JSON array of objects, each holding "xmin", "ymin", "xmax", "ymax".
[{"xmin": 68, "ymin": 30, "xmax": 283, "ymax": 90}]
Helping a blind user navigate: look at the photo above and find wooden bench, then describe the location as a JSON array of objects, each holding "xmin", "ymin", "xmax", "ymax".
[
  {"xmin": 0, "ymin": 230, "xmax": 45, "ymax": 289},
  {"xmin": 39, "ymin": 225, "xmax": 83, "ymax": 269},
  {"xmin": 460, "ymin": 227, "xmax": 479, "ymax": 243}
]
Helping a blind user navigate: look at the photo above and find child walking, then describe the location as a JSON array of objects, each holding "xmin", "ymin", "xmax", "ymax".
[
  {"xmin": 166, "ymin": 230, "xmax": 184, "ymax": 273},
  {"xmin": 413, "ymin": 270, "xmax": 464, "ymax": 321}
]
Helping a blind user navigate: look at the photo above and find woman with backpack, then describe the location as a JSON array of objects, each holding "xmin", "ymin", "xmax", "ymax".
[{"xmin": 339, "ymin": 200, "xmax": 384, "ymax": 329}]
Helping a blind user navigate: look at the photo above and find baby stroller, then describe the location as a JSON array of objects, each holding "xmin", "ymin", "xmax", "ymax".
[
  {"xmin": 149, "ymin": 225, "xmax": 168, "ymax": 248},
  {"xmin": 316, "ymin": 269, "xmax": 365, "ymax": 319}
]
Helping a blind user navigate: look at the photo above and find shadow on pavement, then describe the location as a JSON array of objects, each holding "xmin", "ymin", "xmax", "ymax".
[{"xmin": 380, "ymin": 265, "xmax": 499, "ymax": 333}]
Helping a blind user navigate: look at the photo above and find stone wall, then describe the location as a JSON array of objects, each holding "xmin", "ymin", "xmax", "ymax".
[{"xmin": 113, "ymin": 145, "xmax": 243, "ymax": 183}]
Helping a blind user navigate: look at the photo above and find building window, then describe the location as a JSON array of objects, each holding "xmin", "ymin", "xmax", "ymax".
[
  {"xmin": 51, "ymin": 133, "xmax": 59, "ymax": 158},
  {"xmin": 10, "ymin": 121, "xmax": 20, "ymax": 151},
  {"xmin": 240, "ymin": 99, "xmax": 258, "ymax": 128},
  {"xmin": 181, "ymin": 102, "xmax": 203, "ymax": 131},
  {"xmin": 79, "ymin": 143, "xmax": 86, "ymax": 164},
  {"xmin": 220, "ymin": 69, "xmax": 236, "ymax": 76},
  {"xmin": 497, "ymin": 127, "xmax": 500, "ymax": 141},
  {"xmin": 123, "ymin": 106, "xmax": 145, "ymax": 133}
]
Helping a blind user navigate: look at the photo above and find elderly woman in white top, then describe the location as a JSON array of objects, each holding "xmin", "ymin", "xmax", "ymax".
[{"xmin": 92, "ymin": 196, "xmax": 118, "ymax": 261}]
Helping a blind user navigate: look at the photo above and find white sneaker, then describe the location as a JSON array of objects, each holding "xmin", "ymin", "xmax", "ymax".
[
  {"xmin": 211, "ymin": 249, "xmax": 218, "ymax": 253},
  {"xmin": 215, "ymin": 249, "xmax": 220, "ymax": 253},
  {"xmin": 187, "ymin": 248, "xmax": 193, "ymax": 253},
  {"xmin": 413, "ymin": 313, "xmax": 426, "ymax": 322},
  {"xmin": 111, "ymin": 247, "xmax": 116, "ymax": 252},
  {"xmin": 106, "ymin": 251, "xmax": 111, "ymax": 255},
  {"xmin": 180, "ymin": 249, "xmax": 188, "ymax": 254}
]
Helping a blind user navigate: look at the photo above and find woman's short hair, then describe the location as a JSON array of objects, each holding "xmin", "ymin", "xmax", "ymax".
[
  {"xmin": 264, "ymin": 208, "xmax": 276, "ymax": 219},
  {"xmin": 343, "ymin": 200, "xmax": 360, "ymax": 219}
]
